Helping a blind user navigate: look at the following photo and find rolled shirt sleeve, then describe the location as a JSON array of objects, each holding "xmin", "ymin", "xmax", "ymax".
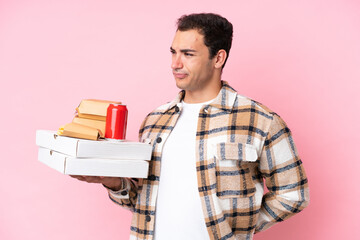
[{"xmin": 104, "ymin": 178, "xmax": 140, "ymax": 212}]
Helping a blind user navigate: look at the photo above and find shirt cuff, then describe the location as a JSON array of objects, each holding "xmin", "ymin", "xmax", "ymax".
[{"xmin": 103, "ymin": 178, "xmax": 130, "ymax": 199}]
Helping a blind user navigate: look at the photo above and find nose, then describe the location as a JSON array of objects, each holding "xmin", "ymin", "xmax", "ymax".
[{"xmin": 171, "ymin": 54, "xmax": 183, "ymax": 70}]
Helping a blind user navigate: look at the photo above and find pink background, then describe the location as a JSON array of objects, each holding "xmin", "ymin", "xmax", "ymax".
[{"xmin": 1, "ymin": 0, "xmax": 359, "ymax": 239}]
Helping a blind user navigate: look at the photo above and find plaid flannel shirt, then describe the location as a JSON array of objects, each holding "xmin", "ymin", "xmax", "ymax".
[{"xmin": 107, "ymin": 81, "xmax": 309, "ymax": 240}]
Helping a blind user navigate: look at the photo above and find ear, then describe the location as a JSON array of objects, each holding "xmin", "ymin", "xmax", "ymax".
[{"xmin": 214, "ymin": 49, "xmax": 227, "ymax": 69}]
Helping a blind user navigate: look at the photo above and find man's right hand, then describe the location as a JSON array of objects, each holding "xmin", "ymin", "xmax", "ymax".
[{"xmin": 70, "ymin": 175, "xmax": 124, "ymax": 191}]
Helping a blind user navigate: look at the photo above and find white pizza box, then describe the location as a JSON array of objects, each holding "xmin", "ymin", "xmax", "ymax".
[
  {"xmin": 36, "ymin": 130, "xmax": 152, "ymax": 160},
  {"xmin": 38, "ymin": 147, "xmax": 149, "ymax": 178}
]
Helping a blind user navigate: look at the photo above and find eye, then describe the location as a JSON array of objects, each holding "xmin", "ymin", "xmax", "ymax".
[{"xmin": 184, "ymin": 52, "xmax": 194, "ymax": 56}]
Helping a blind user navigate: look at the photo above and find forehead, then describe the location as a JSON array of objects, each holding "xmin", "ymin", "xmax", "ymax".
[{"xmin": 171, "ymin": 30, "xmax": 206, "ymax": 50}]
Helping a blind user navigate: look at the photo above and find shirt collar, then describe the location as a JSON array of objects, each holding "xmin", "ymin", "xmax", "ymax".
[{"xmin": 166, "ymin": 81, "xmax": 237, "ymax": 113}]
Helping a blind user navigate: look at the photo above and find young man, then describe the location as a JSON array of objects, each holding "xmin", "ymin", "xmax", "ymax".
[{"xmin": 72, "ymin": 13, "xmax": 309, "ymax": 240}]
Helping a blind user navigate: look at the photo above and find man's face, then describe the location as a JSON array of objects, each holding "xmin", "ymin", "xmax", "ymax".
[{"xmin": 170, "ymin": 30, "xmax": 216, "ymax": 93}]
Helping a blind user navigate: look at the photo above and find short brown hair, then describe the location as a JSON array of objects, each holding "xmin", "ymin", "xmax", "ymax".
[{"xmin": 177, "ymin": 13, "xmax": 233, "ymax": 69}]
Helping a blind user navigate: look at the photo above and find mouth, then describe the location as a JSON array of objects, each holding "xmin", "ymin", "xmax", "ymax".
[{"xmin": 173, "ymin": 72, "xmax": 188, "ymax": 79}]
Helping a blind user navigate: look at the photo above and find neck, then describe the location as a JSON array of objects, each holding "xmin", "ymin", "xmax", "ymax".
[{"xmin": 183, "ymin": 80, "xmax": 222, "ymax": 103}]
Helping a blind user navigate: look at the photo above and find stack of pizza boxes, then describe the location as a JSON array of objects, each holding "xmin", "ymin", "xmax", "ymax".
[{"xmin": 36, "ymin": 99, "xmax": 152, "ymax": 178}]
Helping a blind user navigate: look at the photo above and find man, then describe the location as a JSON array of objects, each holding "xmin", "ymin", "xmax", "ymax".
[{"xmin": 72, "ymin": 13, "xmax": 309, "ymax": 240}]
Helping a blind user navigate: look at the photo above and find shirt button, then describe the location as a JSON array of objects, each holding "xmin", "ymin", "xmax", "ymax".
[
  {"xmin": 156, "ymin": 137, "xmax": 162, "ymax": 143},
  {"xmin": 120, "ymin": 190, "xmax": 127, "ymax": 196},
  {"xmin": 175, "ymin": 106, "xmax": 180, "ymax": 112},
  {"xmin": 145, "ymin": 215, "xmax": 151, "ymax": 222}
]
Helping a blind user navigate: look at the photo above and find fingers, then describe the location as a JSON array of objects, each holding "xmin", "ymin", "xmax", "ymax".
[
  {"xmin": 69, "ymin": 175, "xmax": 103, "ymax": 183},
  {"xmin": 69, "ymin": 175, "xmax": 122, "ymax": 190},
  {"xmin": 84, "ymin": 176, "xmax": 104, "ymax": 183},
  {"xmin": 70, "ymin": 175, "xmax": 85, "ymax": 181}
]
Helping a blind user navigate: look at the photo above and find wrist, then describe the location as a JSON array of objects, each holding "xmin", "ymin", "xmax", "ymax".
[{"xmin": 102, "ymin": 178, "xmax": 124, "ymax": 191}]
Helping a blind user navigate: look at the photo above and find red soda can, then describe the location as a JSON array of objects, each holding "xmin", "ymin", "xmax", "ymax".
[{"xmin": 105, "ymin": 104, "xmax": 128, "ymax": 140}]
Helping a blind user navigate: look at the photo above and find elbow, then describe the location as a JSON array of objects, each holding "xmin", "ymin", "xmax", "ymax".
[
  {"xmin": 280, "ymin": 184, "xmax": 310, "ymax": 214},
  {"xmin": 292, "ymin": 185, "xmax": 310, "ymax": 213},
  {"xmin": 302, "ymin": 185, "xmax": 310, "ymax": 210}
]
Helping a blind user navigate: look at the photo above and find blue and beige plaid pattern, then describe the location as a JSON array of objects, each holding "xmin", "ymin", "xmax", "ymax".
[{"xmin": 107, "ymin": 81, "xmax": 309, "ymax": 240}]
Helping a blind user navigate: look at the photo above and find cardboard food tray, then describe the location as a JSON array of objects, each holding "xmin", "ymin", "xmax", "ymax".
[
  {"xmin": 36, "ymin": 130, "xmax": 152, "ymax": 160},
  {"xmin": 76, "ymin": 99, "xmax": 121, "ymax": 121},
  {"xmin": 72, "ymin": 117, "xmax": 106, "ymax": 138},
  {"xmin": 38, "ymin": 147, "xmax": 149, "ymax": 178}
]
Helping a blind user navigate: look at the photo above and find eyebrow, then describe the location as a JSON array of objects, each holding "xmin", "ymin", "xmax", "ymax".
[{"xmin": 170, "ymin": 47, "xmax": 197, "ymax": 53}]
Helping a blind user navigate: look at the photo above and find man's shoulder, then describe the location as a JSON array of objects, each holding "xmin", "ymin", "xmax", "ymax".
[
  {"xmin": 140, "ymin": 101, "xmax": 172, "ymax": 127},
  {"xmin": 222, "ymin": 81, "xmax": 277, "ymax": 119},
  {"xmin": 235, "ymin": 93, "xmax": 276, "ymax": 118},
  {"xmin": 234, "ymin": 93, "xmax": 293, "ymax": 133}
]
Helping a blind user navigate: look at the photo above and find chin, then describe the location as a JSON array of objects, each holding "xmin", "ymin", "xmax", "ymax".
[
  {"xmin": 175, "ymin": 83, "xmax": 185, "ymax": 90},
  {"xmin": 175, "ymin": 78, "xmax": 188, "ymax": 90}
]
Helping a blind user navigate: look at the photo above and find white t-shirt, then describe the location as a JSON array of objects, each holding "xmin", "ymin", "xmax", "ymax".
[{"xmin": 154, "ymin": 100, "xmax": 211, "ymax": 240}]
